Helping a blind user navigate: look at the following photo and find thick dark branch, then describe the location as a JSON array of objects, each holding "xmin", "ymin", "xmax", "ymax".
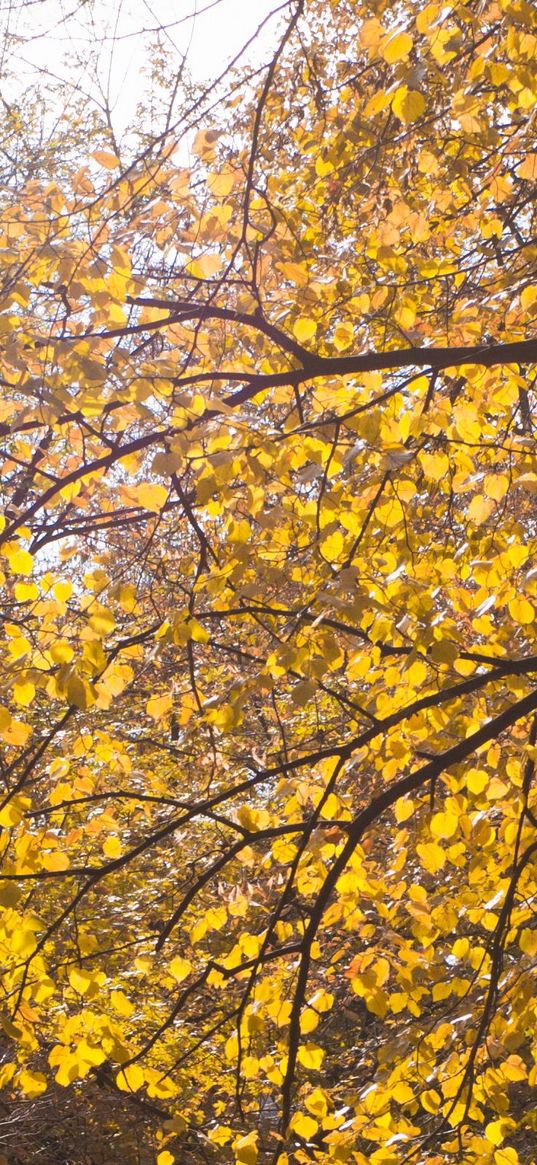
[
  {"xmin": 223, "ymin": 337, "xmax": 537, "ymax": 406},
  {"xmin": 127, "ymin": 296, "xmax": 312, "ymax": 363}
]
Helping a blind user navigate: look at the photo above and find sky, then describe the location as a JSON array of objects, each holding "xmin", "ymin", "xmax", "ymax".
[{"xmin": 1, "ymin": 0, "xmax": 283, "ymax": 136}]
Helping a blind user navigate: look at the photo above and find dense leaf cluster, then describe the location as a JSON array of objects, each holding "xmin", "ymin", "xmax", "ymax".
[{"xmin": 0, "ymin": 1, "xmax": 536, "ymax": 1163}]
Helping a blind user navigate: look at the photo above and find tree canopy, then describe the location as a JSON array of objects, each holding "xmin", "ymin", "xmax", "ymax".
[{"xmin": 1, "ymin": 0, "xmax": 537, "ymax": 1163}]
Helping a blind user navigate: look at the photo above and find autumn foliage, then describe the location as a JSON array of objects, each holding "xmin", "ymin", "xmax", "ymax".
[{"xmin": 1, "ymin": 0, "xmax": 537, "ymax": 1162}]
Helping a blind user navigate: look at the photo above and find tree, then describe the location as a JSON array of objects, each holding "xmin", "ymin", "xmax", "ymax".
[{"xmin": 0, "ymin": 0, "xmax": 537, "ymax": 1163}]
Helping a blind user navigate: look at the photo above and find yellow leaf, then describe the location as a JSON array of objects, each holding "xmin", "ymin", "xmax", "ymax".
[
  {"xmin": 304, "ymin": 1086, "xmax": 329, "ymax": 1117},
  {"xmin": 290, "ymin": 1112, "xmax": 318, "ymax": 1140},
  {"xmin": 234, "ymin": 1131, "xmax": 259, "ymax": 1165},
  {"xmin": 485, "ymin": 1120, "xmax": 512, "ymax": 1146},
  {"xmin": 429, "ymin": 26, "xmax": 462, "ymax": 64},
  {"xmin": 0, "ymin": 791, "xmax": 30, "ymax": 825},
  {"xmin": 519, "ymin": 928, "xmax": 537, "ymax": 956},
  {"xmin": 241, "ymin": 1055, "xmax": 259, "ymax": 1079},
  {"xmin": 484, "ymin": 474, "xmax": 509, "ymax": 501},
  {"xmin": 68, "ymin": 968, "xmax": 93, "ymax": 995},
  {"xmin": 187, "ymin": 253, "xmax": 222, "ymax": 279},
  {"xmin": 381, "ymin": 31, "xmax": 413, "ymax": 63},
  {"xmin": 157, "ymin": 1154, "xmax": 175, "ymax": 1165},
  {"xmin": 467, "ymin": 494, "xmax": 494, "ymax": 524},
  {"xmin": 187, "ymin": 617, "xmax": 210, "ymax": 643},
  {"xmin": 207, "ymin": 171, "xmax": 234, "ymax": 197},
  {"xmin": 486, "ymin": 777, "xmax": 509, "ymax": 800},
  {"xmin": 300, "ymin": 1008, "xmax": 320, "ymax": 1033},
  {"xmin": 91, "ymin": 150, "xmax": 120, "ymax": 169},
  {"xmin": 392, "ymin": 1081, "xmax": 414, "ymax": 1103},
  {"xmin": 516, "ymin": 155, "xmax": 537, "ymax": 180},
  {"xmin": 102, "ymin": 836, "xmax": 122, "ymax": 859},
  {"xmin": 208, "ymin": 1125, "xmax": 233, "ymax": 1146},
  {"xmin": 107, "ymin": 303, "xmax": 127, "ymax": 325},
  {"xmin": 315, "ymin": 156, "xmax": 334, "ymax": 178},
  {"xmin": 18, "ymin": 1069, "xmax": 47, "ymax": 1098},
  {"xmin": 297, "ymin": 1043, "xmax": 325, "ymax": 1070},
  {"xmin": 466, "ymin": 769, "xmax": 488, "ymax": 795},
  {"xmin": 0, "ymin": 882, "xmax": 21, "ymax": 907},
  {"xmin": 66, "ymin": 674, "xmax": 94, "ymax": 710},
  {"xmin": 67, "ymin": 967, "xmax": 105, "ymax": 999},
  {"xmin": 429, "ymin": 639, "xmax": 458, "ymax": 664},
  {"xmin": 0, "ymin": 1064, "xmax": 15, "ymax": 1090},
  {"xmin": 54, "ymin": 580, "xmax": 73, "ymax": 602},
  {"xmin": 146, "ymin": 693, "xmax": 172, "ymax": 720},
  {"xmin": 494, "ymin": 1151, "xmax": 518, "ymax": 1165},
  {"xmin": 111, "ymin": 990, "xmax": 134, "ymax": 1017},
  {"xmin": 308, "ymin": 989, "xmax": 334, "ymax": 1013},
  {"xmin": 152, "ymin": 451, "xmax": 183, "ymax": 476},
  {"xmin": 116, "ymin": 1063, "xmax": 145, "ymax": 1092},
  {"xmin": 508, "ymin": 596, "xmax": 534, "ymax": 625},
  {"xmin": 293, "ymin": 317, "xmax": 317, "ymax": 344},
  {"xmin": 7, "ymin": 548, "xmax": 33, "ymax": 575},
  {"xmin": 395, "ymin": 301, "xmax": 416, "ymax": 329},
  {"xmin": 419, "ymin": 451, "xmax": 449, "ymax": 480},
  {"xmin": 116, "ymin": 582, "xmax": 138, "ymax": 612},
  {"xmin": 319, "ymin": 793, "xmax": 341, "ymax": 821},
  {"xmin": 332, "ymin": 322, "xmax": 355, "ymax": 351},
  {"xmin": 391, "ymin": 87, "xmax": 426, "ymax": 123},
  {"xmin": 359, "ymin": 16, "xmax": 385, "ymax": 52},
  {"xmin": 75, "ymin": 1041, "xmax": 106, "ymax": 1069},
  {"xmin": 50, "ymin": 640, "xmax": 75, "ymax": 664},
  {"xmin": 0, "ymin": 710, "xmax": 31, "ymax": 747},
  {"xmin": 54, "ymin": 1055, "xmax": 79, "ymax": 1087},
  {"xmin": 421, "ymin": 1089, "xmax": 441, "ymax": 1113},
  {"xmin": 276, "ymin": 260, "xmax": 309, "ymax": 286},
  {"xmin": 430, "ymin": 811, "xmax": 458, "ymax": 840},
  {"xmin": 14, "ymin": 581, "xmax": 38, "ymax": 601},
  {"xmin": 133, "ymin": 483, "xmax": 168, "ymax": 512},
  {"xmin": 13, "ymin": 680, "xmax": 35, "ymax": 707},
  {"xmin": 245, "ymin": 1007, "xmax": 264, "ymax": 1034},
  {"xmin": 520, "ymin": 286, "xmax": 537, "ymax": 312},
  {"xmin": 169, "ymin": 956, "xmax": 192, "ymax": 983},
  {"xmin": 42, "ymin": 851, "xmax": 70, "ymax": 872},
  {"xmin": 394, "ymin": 797, "xmax": 414, "ymax": 823},
  {"xmin": 501, "ymin": 1058, "xmax": 526, "ymax": 1083},
  {"xmin": 417, "ymin": 841, "xmax": 445, "ymax": 873}
]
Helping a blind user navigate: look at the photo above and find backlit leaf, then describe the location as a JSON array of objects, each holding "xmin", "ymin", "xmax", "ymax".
[
  {"xmin": 381, "ymin": 31, "xmax": 413, "ymax": 62},
  {"xmin": 391, "ymin": 86, "xmax": 426, "ymax": 123},
  {"xmin": 293, "ymin": 317, "xmax": 317, "ymax": 343}
]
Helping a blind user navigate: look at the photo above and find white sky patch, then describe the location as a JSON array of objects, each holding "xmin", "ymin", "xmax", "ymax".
[{"xmin": 1, "ymin": 0, "xmax": 283, "ymax": 136}]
